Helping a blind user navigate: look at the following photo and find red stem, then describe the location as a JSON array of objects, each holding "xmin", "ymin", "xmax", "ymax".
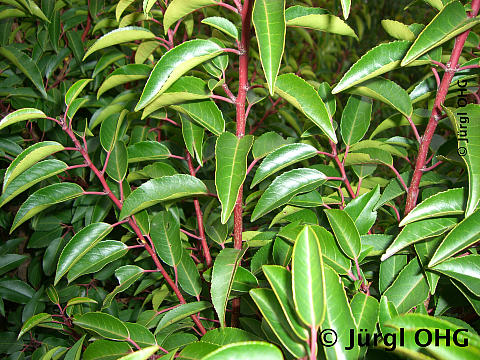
[{"xmin": 404, "ymin": 0, "xmax": 480, "ymax": 215}]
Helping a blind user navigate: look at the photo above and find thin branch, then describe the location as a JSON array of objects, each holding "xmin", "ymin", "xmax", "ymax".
[{"xmin": 216, "ymin": 1, "xmax": 239, "ymax": 13}]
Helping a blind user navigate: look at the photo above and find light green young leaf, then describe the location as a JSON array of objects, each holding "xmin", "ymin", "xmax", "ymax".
[
  {"xmin": 158, "ymin": 301, "xmax": 212, "ymax": 330},
  {"xmin": 0, "ymin": 108, "xmax": 46, "ymax": 131},
  {"xmin": 341, "ymin": 0, "xmax": 351, "ymax": 19},
  {"xmin": 344, "ymin": 185, "xmax": 380, "ymax": 235},
  {"xmin": 163, "ymin": 0, "xmax": 216, "ymax": 33},
  {"xmin": 253, "ymin": 0, "xmax": 286, "ymax": 95},
  {"xmin": 181, "ymin": 113, "xmax": 204, "ymax": 165},
  {"xmin": 381, "ymin": 20, "xmax": 416, "ymax": 41},
  {"xmin": 65, "ymin": 79, "xmax": 93, "ymax": 106},
  {"xmin": 118, "ymin": 346, "xmax": 160, "ymax": 360},
  {"xmin": 201, "ymin": 17, "xmax": 238, "ymax": 40},
  {"xmin": 18, "ymin": 313, "xmax": 52, "ymax": 339},
  {"xmin": 215, "ymin": 132, "xmax": 254, "ymax": 223},
  {"xmin": 97, "ymin": 64, "xmax": 151, "ymax": 98},
  {"xmin": 103, "ymin": 265, "xmax": 144, "ymax": 308}
]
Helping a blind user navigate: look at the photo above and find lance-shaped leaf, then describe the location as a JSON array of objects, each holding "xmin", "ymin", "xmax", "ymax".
[
  {"xmin": 251, "ymin": 143, "xmax": 317, "ymax": 188},
  {"xmin": 202, "ymin": 342, "xmax": 283, "ymax": 360},
  {"xmin": 292, "ymin": 225, "xmax": 326, "ymax": 327},
  {"xmin": 0, "ymin": 45, "xmax": 47, "ymax": 98},
  {"xmin": 201, "ymin": 17, "xmax": 238, "ymax": 40},
  {"xmin": 215, "ymin": 132, "xmax": 254, "ymax": 223},
  {"xmin": 54, "ymin": 222, "xmax": 112, "ymax": 285},
  {"xmin": 400, "ymin": 188, "xmax": 466, "ymax": 226},
  {"xmin": 415, "ymin": 237, "xmax": 441, "ymax": 294},
  {"xmin": 340, "ymin": 0, "xmax": 351, "ymax": 19},
  {"xmin": 118, "ymin": 346, "xmax": 160, "ymax": 360},
  {"xmin": 451, "ymin": 104, "xmax": 480, "ymax": 217},
  {"xmin": 250, "ymin": 288, "xmax": 307, "ymax": 358},
  {"xmin": 74, "ymin": 312, "xmax": 129, "ymax": 340},
  {"xmin": 211, "ymin": 246, "xmax": 247, "ymax": 327},
  {"xmin": 344, "ymin": 185, "xmax": 380, "ymax": 235},
  {"xmin": 18, "ymin": 313, "xmax": 52, "ymax": 339},
  {"xmin": 262, "ymin": 265, "xmax": 309, "ymax": 340},
  {"xmin": 310, "ymin": 225, "xmax": 352, "ymax": 275},
  {"xmin": 83, "ymin": 27, "xmax": 155, "ymax": 59},
  {"xmin": 350, "ymin": 293, "xmax": 379, "ymax": 357},
  {"xmin": 65, "ymin": 79, "xmax": 93, "ymax": 106},
  {"xmin": 349, "ymin": 77, "xmax": 413, "ymax": 117},
  {"xmin": 429, "ymin": 209, "xmax": 480, "ymax": 267},
  {"xmin": 100, "ymin": 111, "xmax": 127, "ymax": 152},
  {"xmin": 401, "ymin": 1, "xmax": 480, "ymax": 66},
  {"xmin": 0, "ymin": 160, "xmax": 67, "ymax": 207},
  {"xmin": 97, "ymin": 64, "xmax": 151, "ymax": 98},
  {"xmin": 63, "ymin": 335, "xmax": 85, "ymax": 360},
  {"xmin": 251, "ymin": 168, "xmax": 327, "ymax": 221},
  {"xmin": 3, "ymin": 141, "xmax": 64, "ymax": 191},
  {"xmin": 151, "ymin": 211, "xmax": 182, "ymax": 266},
  {"xmin": 120, "ymin": 174, "xmax": 207, "ymax": 218},
  {"xmin": 382, "ymin": 20, "xmax": 416, "ymax": 41},
  {"xmin": 93, "ymin": 51, "xmax": 126, "ymax": 78},
  {"xmin": 181, "ymin": 113, "xmax": 204, "ymax": 165},
  {"xmin": 141, "ymin": 76, "xmax": 209, "ymax": 118},
  {"xmin": 163, "ymin": 0, "xmax": 216, "ymax": 33},
  {"xmin": 0, "ymin": 254, "xmax": 28, "ymax": 277},
  {"xmin": 0, "ymin": 108, "xmax": 46, "ymax": 130},
  {"xmin": 158, "ymin": 301, "xmax": 212, "ymax": 330},
  {"xmin": 135, "ymin": 40, "xmax": 224, "ymax": 110},
  {"xmin": 274, "ymin": 73, "xmax": 337, "ymax": 142},
  {"xmin": 203, "ymin": 266, "xmax": 258, "ymax": 292},
  {"xmin": 383, "ymin": 257, "xmax": 429, "ymax": 313},
  {"xmin": 321, "ymin": 265, "xmax": 359, "ymax": 360},
  {"xmin": 178, "ymin": 249, "xmax": 202, "ymax": 297},
  {"xmin": 105, "ymin": 141, "xmax": 128, "ymax": 182},
  {"xmin": 67, "ymin": 241, "xmax": 128, "ymax": 282},
  {"xmin": 11, "ymin": 183, "xmax": 84, "ymax": 232},
  {"xmin": 340, "ymin": 95, "xmax": 372, "ymax": 146},
  {"xmin": 285, "ymin": 6, "xmax": 357, "ymax": 38},
  {"xmin": 432, "ymin": 255, "xmax": 480, "ymax": 296},
  {"xmin": 253, "ymin": 0, "xmax": 286, "ymax": 95},
  {"xmin": 172, "ymin": 100, "xmax": 225, "ymax": 136},
  {"xmin": 127, "ymin": 141, "xmax": 170, "ymax": 162},
  {"xmin": 381, "ymin": 217, "xmax": 458, "ymax": 261},
  {"xmin": 324, "ymin": 209, "xmax": 361, "ymax": 260},
  {"xmin": 103, "ymin": 265, "xmax": 144, "ymax": 308},
  {"xmin": 83, "ymin": 340, "xmax": 131, "ymax": 360}
]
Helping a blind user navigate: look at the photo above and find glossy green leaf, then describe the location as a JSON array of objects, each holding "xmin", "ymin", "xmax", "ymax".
[
  {"xmin": 381, "ymin": 20, "xmax": 416, "ymax": 41},
  {"xmin": 321, "ymin": 265, "xmax": 358, "ymax": 360},
  {"xmin": 262, "ymin": 265, "xmax": 309, "ymax": 340},
  {"xmin": 251, "ymin": 143, "xmax": 317, "ymax": 188},
  {"xmin": 116, "ymin": 0, "xmax": 135, "ymax": 21},
  {"xmin": 324, "ymin": 209, "xmax": 361, "ymax": 260},
  {"xmin": 83, "ymin": 339, "xmax": 131, "ymax": 360},
  {"xmin": 65, "ymin": 79, "xmax": 92, "ymax": 106},
  {"xmin": 202, "ymin": 341, "xmax": 283, "ymax": 360},
  {"xmin": 402, "ymin": 1, "xmax": 480, "ymax": 66},
  {"xmin": 0, "ymin": 279, "xmax": 34, "ymax": 304},
  {"xmin": 340, "ymin": 0, "xmax": 351, "ymax": 18},
  {"xmin": 177, "ymin": 249, "xmax": 202, "ymax": 297},
  {"xmin": 429, "ymin": 209, "xmax": 480, "ymax": 266},
  {"xmin": 292, "ymin": 225, "xmax": 325, "ymax": 327},
  {"xmin": 64, "ymin": 335, "xmax": 85, "ymax": 360},
  {"xmin": 74, "ymin": 312, "xmax": 129, "ymax": 340},
  {"xmin": 106, "ymin": 141, "xmax": 128, "ymax": 182},
  {"xmin": 163, "ymin": 0, "xmax": 216, "ymax": 33},
  {"xmin": 124, "ymin": 322, "xmax": 155, "ymax": 348},
  {"xmin": 0, "ymin": 108, "xmax": 46, "ymax": 130},
  {"xmin": 0, "ymin": 254, "xmax": 27, "ymax": 276},
  {"xmin": 100, "ymin": 111, "xmax": 127, "ymax": 152},
  {"xmin": 310, "ymin": 225, "xmax": 352, "ymax": 275},
  {"xmin": 274, "ymin": 73, "xmax": 337, "ymax": 142},
  {"xmin": 400, "ymin": 188, "xmax": 466, "ymax": 226},
  {"xmin": 415, "ymin": 237, "xmax": 441, "ymax": 294},
  {"xmin": 253, "ymin": 0, "xmax": 286, "ymax": 95},
  {"xmin": 54, "ymin": 222, "xmax": 112, "ymax": 285},
  {"xmin": 118, "ymin": 346, "xmax": 159, "ymax": 360},
  {"xmin": 251, "ymin": 168, "xmax": 326, "ymax": 221},
  {"xmin": 344, "ymin": 185, "xmax": 380, "ymax": 235},
  {"xmin": 97, "ymin": 64, "xmax": 151, "ymax": 98},
  {"xmin": 93, "ymin": 51, "xmax": 126, "ymax": 78},
  {"xmin": 383, "ymin": 257, "xmax": 429, "ymax": 313},
  {"xmin": 158, "ymin": 301, "xmax": 212, "ymax": 330},
  {"xmin": 173, "ymin": 100, "xmax": 225, "ymax": 136},
  {"xmin": 18, "ymin": 313, "xmax": 52, "ymax": 339},
  {"xmin": 452, "ymin": 104, "xmax": 480, "ymax": 217},
  {"xmin": 215, "ymin": 132, "xmax": 253, "ymax": 223},
  {"xmin": 3, "ymin": 141, "xmax": 64, "ymax": 191},
  {"xmin": 0, "ymin": 160, "xmax": 67, "ymax": 207},
  {"xmin": 127, "ymin": 141, "xmax": 170, "ymax": 162},
  {"xmin": 350, "ymin": 293, "xmax": 379, "ymax": 357},
  {"xmin": 67, "ymin": 240, "xmax": 128, "ymax": 282},
  {"xmin": 135, "ymin": 40, "xmax": 223, "ymax": 111},
  {"xmin": 11, "ymin": 183, "xmax": 84, "ymax": 232},
  {"xmin": 379, "ymin": 255, "xmax": 408, "ymax": 294},
  {"xmin": 0, "ymin": 45, "xmax": 47, "ymax": 98},
  {"xmin": 201, "ymin": 17, "xmax": 238, "ymax": 39},
  {"xmin": 349, "ymin": 77, "xmax": 413, "ymax": 117},
  {"xmin": 340, "ymin": 95, "xmax": 372, "ymax": 146},
  {"xmin": 211, "ymin": 246, "xmax": 247, "ymax": 327},
  {"xmin": 203, "ymin": 266, "xmax": 258, "ymax": 292},
  {"xmin": 83, "ymin": 27, "xmax": 155, "ymax": 59},
  {"xmin": 67, "ymin": 98, "xmax": 88, "ymax": 121},
  {"xmin": 432, "ymin": 255, "xmax": 480, "ymax": 296},
  {"xmin": 103, "ymin": 265, "xmax": 144, "ymax": 308},
  {"xmin": 285, "ymin": 6, "xmax": 357, "ymax": 38},
  {"xmin": 151, "ymin": 211, "xmax": 182, "ymax": 266},
  {"xmin": 250, "ymin": 288, "xmax": 307, "ymax": 358},
  {"xmin": 181, "ymin": 113, "xmax": 204, "ymax": 165},
  {"xmin": 120, "ymin": 174, "xmax": 207, "ymax": 218},
  {"xmin": 66, "ymin": 297, "xmax": 98, "ymax": 307},
  {"xmin": 381, "ymin": 217, "xmax": 458, "ymax": 261}
]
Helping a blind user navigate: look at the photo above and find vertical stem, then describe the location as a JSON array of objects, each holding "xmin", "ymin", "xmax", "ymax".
[
  {"xmin": 310, "ymin": 326, "xmax": 317, "ymax": 360},
  {"xmin": 404, "ymin": 0, "xmax": 480, "ymax": 215}
]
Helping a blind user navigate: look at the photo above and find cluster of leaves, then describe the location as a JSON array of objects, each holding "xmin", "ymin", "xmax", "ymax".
[{"xmin": 0, "ymin": 0, "xmax": 479, "ymax": 359}]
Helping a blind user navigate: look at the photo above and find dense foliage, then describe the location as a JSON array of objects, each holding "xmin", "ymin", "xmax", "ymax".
[{"xmin": 0, "ymin": 0, "xmax": 480, "ymax": 359}]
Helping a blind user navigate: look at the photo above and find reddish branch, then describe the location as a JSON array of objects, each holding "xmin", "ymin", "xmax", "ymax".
[{"xmin": 404, "ymin": 0, "xmax": 480, "ymax": 215}]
